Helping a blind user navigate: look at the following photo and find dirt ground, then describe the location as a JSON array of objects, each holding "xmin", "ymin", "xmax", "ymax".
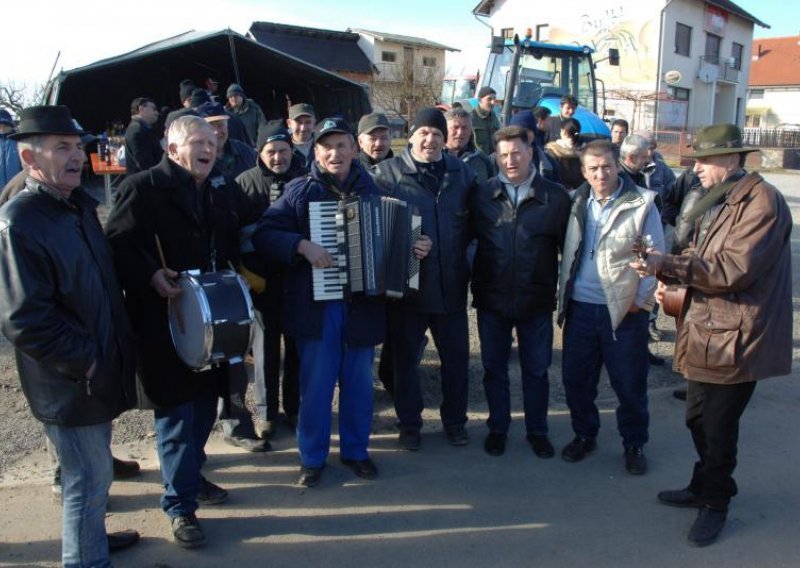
[{"xmin": 1, "ymin": 172, "xmax": 799, "ymax": 567}]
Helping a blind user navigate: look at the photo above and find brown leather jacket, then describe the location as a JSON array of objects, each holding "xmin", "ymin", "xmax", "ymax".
[{"xmin": 658, "ymin": 172, "xmax": 793, "ymax": 384}]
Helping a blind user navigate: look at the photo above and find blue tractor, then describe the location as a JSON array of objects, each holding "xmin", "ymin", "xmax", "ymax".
[{"xmin": 472, "ymin": 32, "xmax": 619, "ymax": 140}]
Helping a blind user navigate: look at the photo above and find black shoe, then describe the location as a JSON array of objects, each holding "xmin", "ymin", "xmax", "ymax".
[
  {"xmin": 223, "ymin": 434, "xmax": 271, "ymax": 453},
  {"xmin": 256, "ymin": 419, "xmax": 276, "ymax": 440},
  {"xmin": 171, "ymin": 513, "xmax": 206, "ymax": 549},
  {"xmin": 673, "ymin": 388, "xmax": 687, "ymax": 401},
  {"xmin": 112, "ymin": 457, "xmax": 141, "ymax": 480},
  {"xmin": 398, "ymin": 429, "xmax": 421, "ymax": 451},
  {"xmin": 688, "ymin": 506, "xmax": 727, "ymax": 547},
  {"xmin": 648, "ymin": 322, "xmax": 663, "ymax": 342},
  {"xmin": 107, "ymin": 529, "xmax": 141, "ymax": 553},
  {"xmin": 197, "ymin": 476, "xmax": 228, "ymax": 505},
  {"xmin": 624, "ymin": 446, "xmax": 647, "ymax": 475},
  {"xmin": 561, "ymin": 436, "xmax": 597, "ymax": 462},
  {"xmin": 648, "ymin": 351, "xmax": 666, "ymax": 366},
  {"xmin": 526, "ymin": 434, "xmax": 555, "ymax": 458},
  {"xmin": 445, "ymin": 425, "xmax": 469, "ymax": 447},
  {"xmin": 484, "ymin": 432, "xmax": 507, "ymax": 456},
  {"xmin": 297, "ymin": 466, "xmax": 324, "ymax": 487},
  {"xmin": 658, "ymin": 488, "xmax": 702, "ymax": 509},
  {"xmin": 340, "ymin": 457, "xmax": 378, "ymax": 479}
]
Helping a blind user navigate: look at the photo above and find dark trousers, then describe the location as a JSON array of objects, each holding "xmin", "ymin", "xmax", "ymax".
[
  {"xmin": 218, "ymin": 363, "xmax": 257, "ymax": 438},
  {"xmin": 389, "ymin": 305, "xmax": 470, "ymax": 431},
  {"xmin": 561, "ymin": 300, "xmax": 650, "ymax": 448},
  {"xmin": 377, "ymin": 318, "xmax": 394, "ymax": 394},
  {"xmin": 478, "ymin": 309, "xmax": 553, "ymax": 435},
  {"xmin": 686, "ymin": 380, "xmax": 757, "ymax": 510},
  {"xmin": 253, "ymin": 307, "xmax": 300, "ymax": 421}
]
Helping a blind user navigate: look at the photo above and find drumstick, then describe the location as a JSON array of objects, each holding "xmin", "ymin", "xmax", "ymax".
[{"xmin": 155, "ymin": 234, "xmax": 185, "ymax": 334}]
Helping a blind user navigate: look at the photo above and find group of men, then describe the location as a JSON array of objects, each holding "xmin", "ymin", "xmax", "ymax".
[{"xmin": 0, "ymin": 85, "xmax": 791, "ymax": 565}]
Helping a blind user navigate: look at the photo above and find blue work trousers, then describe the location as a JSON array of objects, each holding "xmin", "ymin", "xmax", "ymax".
[{"xmin": 295, "ymin": 301, "xmax": 375, "ymax": 468}]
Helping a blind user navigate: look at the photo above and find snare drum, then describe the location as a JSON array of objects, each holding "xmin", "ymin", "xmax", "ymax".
[{"xmin": 168, "ymin": 270, "xmax": 254, "ymax": 370}]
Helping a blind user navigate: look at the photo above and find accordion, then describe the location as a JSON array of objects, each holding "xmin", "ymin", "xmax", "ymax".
[{"xmin": 309, "ymin": 195, "xmax": 422, "ymax": 301}]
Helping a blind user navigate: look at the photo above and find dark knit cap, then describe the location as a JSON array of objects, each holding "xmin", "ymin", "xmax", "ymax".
[
  {"xmin": 409, "ymin": 107, "xmax": 447, "ymax": 141},
  {"xmin": 256, "ymin": 120, "xmax": 293, "ymax": 152},
  {"xmin": 179, "ymin": 80, "xmax": 196, "ymax": 102},
  {"xmin": 189, "ymin": 88, "xmax": 211, "ymax": 108},
  {"xmin": 227, "ymin": 83, "xmax": 245, "ymax": 98},
  {"xmin": 478, "ymin": 86, "xmax": 496, "ymax": 99}
]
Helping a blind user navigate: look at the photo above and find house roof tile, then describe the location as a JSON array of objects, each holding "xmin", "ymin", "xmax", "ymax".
[{"xmin": 750, "ymin": 36, "xmax": 800, "ymax": 87}]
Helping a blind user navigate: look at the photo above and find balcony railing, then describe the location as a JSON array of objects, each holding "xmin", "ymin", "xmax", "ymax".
[{"xmin": 699, "ymin": 55, "xmax": 739, "ymax": 83}]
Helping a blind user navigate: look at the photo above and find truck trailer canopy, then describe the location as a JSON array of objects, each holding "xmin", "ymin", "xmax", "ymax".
[{"xmin": 46, "ymin": 29, "xmax": 371, "ymax": 134}]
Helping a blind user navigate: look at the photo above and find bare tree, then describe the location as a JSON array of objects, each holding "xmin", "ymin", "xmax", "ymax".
[
  {"xmin": 0, "ymin": 80, "xmax": 47, "ymax": 115},
  {"xmin": 606, "ymin": 88, "xmax": 671, "ymax": 132},
  {"xmin": 370, "ymin": 63, "xmax": 441, "ymax": 130}
]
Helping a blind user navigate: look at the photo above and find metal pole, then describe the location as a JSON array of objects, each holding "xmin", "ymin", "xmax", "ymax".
[{"xmin": 228, "ymin": 29, "xmax": 241, "ymax": 86}]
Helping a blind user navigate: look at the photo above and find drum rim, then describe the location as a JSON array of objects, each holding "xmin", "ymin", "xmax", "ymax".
[
  {"xmin": 225, "ymin": 269, "xmax": 256, "ymax": 355},
  {"xmin": 168, "ymin": 271, "xmax": 215, "ymax": 369}
]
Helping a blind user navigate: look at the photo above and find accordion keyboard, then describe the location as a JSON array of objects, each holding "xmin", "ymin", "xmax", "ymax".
[{"xmin": 309, "ymin": 201, "xmax": 346, "ymax": 300}]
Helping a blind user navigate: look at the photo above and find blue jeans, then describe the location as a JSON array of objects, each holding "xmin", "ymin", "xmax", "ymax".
[
  {"xmin": 477, "ymin": 309, "xmax": 553, "ymax": 435},
  {"xmin": 389, "ymin": 305, "xmax": 470, "ymax": 431},
  {"xmin": 561, "ymin": 301, "xmax": 650, "ymax": 448},
  {"xmin": 154, "ymin": 390, "xmax": 218, "ymax": 518},
  {"xmin": 295, "ymin": 301, "xmax": 375, "ymax": 468},
  {"xmin": 44, "ymin": 421, "xmax": 113, "ymax": 568}
]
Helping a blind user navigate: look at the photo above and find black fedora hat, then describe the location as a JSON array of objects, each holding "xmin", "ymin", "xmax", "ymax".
[{"xmin": 9, "ymin": 105, "xmax": 84, "ymax": 140}]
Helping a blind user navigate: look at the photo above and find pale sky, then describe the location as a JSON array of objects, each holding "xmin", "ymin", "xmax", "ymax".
[{"xmin": 1, "ymin": 0, "xmax": 790, "ymax": 91}]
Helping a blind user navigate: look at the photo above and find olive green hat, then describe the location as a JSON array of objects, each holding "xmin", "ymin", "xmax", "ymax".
[{"xmin": 686, "ymin": 123, "xmax": 758, "ymax": 158}]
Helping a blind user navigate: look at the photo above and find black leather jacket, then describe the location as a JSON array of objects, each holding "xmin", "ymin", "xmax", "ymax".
[
  {"xmin": 371, "ymin": 149, "xmax": 478, "ymax": 314},
  {"xmin": 0, "ymin": 180, "xmax": 136, "ymax": 425},
  {"xmin": 471, "ymin": 174, "xmax": 570, "ymax": 318}
]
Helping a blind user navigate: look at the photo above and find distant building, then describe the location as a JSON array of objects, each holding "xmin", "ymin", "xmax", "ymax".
[
  {"xmin": 746, "ymin": 36, "xmax": 800, "ymax": 128},
  {"xmin": 248, "ymin": 22, "xmax": 458, "ymax": 127},
  {"xmin": 472, "ymin": 0, "xmax": 768, "ymax": 131},
  {"xmin": 348, "ymin": 28, "xmax": 458, "ymax": 124}
]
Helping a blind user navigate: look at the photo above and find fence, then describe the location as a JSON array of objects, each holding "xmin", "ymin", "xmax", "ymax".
[{"xmin": 742, "ymin": 128, "xmax": 800, "ymax": 149}]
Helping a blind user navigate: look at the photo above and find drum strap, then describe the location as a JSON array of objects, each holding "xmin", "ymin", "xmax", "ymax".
[{"xmin": 205, "ymin": 184, "xmax": 217, "ymax": 272}]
